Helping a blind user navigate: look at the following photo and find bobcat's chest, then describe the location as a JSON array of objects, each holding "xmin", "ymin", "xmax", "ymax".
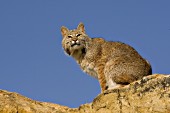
[{"xmin": 80, "ymin": 60, "xmax": 98, "ymax": 79}]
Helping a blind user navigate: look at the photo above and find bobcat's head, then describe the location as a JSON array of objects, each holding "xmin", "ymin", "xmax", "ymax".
[{"xmin": 61, "ymin": 23, "xmax": 90, "ymax": 59}]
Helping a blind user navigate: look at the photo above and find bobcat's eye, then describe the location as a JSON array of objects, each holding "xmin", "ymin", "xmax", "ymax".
[
  {"xmin": 76, "ymin": 34, "xmax": 81, "ymax": 37},
  {"xmin": 68, "ymin": 35, "xmax": 72, "ymax": 38}
]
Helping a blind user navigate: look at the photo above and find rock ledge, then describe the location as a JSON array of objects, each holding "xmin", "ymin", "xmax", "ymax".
[{"xmin": 0, "ymin": 74, "xmax": 170, "ymax": 113}]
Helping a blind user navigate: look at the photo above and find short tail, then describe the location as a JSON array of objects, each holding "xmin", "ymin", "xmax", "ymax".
[{"xmin": 146, "ymin": 60, "xmax": 152, "ymax": 75}]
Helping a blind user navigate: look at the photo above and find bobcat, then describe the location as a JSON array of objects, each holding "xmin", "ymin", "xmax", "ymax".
[{"xmin": 61, "ymin": 23, "xmax": 152, "ymax": 92}]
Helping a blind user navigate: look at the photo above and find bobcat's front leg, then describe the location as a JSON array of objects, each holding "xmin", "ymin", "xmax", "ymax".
[{"xmin": 97, "ymin": 66, "xmax": 107, "ymax": 93}]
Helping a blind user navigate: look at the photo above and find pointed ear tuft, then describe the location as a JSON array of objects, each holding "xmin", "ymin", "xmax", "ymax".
[
  {"xmin": 61, "ymin": 26, "xmax": 69, "ymax": 37},
  {"xmin": 77, "ymin": 22, "xmax": 85, "ymax": 33}
]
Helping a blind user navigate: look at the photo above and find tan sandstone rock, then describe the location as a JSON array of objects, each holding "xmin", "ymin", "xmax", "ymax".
[{"xmin": 0, "ymin": 74, "xmax": 170, "ymax": 113}]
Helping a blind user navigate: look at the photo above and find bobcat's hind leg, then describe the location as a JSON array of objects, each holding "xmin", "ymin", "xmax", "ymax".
[{"xmin": 107, "ymin": 79, "xmax": 125, "ymax": 90}]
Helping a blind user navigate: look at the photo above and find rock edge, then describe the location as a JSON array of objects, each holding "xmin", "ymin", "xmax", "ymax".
[{"xmin": 0, "ymin": 74, "xmax": 170, "ymax": 113}]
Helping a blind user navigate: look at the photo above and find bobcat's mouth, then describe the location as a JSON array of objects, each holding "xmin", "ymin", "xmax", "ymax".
[
  {"xmin": 71, "ymin": 43, "xmax": 80, "ymax": 47},
  {"xmin": 71, "ymin": 40, "xmax": 81, "ymax": 47}
]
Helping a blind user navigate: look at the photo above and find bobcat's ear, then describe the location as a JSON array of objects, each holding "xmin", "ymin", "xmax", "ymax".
[
  {"xmin": 61, "ymin": 26, "xmax": 69, "ymax": 37},
  {"xmin": 77, "ymin": 22, "xmax": 85, "ymax": 33}
]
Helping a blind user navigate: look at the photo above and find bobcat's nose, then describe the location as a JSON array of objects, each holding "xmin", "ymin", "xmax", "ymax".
[
  {"xmin": 72, "ymin": 38, "xmax": 78, "ymax": 41},
  {"xmin": 71, "ymin": 40, "xmax": 80, "ymax": 47}
]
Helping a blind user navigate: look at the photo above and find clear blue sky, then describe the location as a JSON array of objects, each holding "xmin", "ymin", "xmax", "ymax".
[{"xmin": 0, "ymin": 0, "xmax": 170, "ymax": 108}]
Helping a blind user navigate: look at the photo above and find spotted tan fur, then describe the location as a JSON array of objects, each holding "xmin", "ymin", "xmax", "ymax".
[{"xmin": 60, "ymin": 23, "xmax": 152, "ymax": 92}]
